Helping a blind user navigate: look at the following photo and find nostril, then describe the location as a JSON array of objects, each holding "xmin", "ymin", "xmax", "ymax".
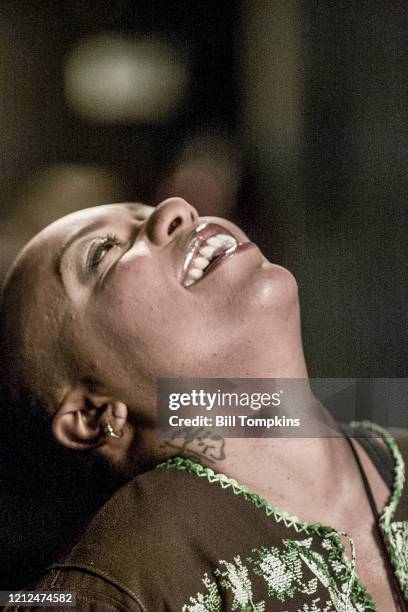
[
  {"xmin": 190, "ymin": 211, "xmax": 195, "ymax": 222},
  {"xmin": 167, "ymin": 216, "xmax": 182, "ymax": 236}
]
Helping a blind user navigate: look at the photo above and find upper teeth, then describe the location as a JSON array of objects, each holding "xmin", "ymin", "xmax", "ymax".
[
  {"xmin": 199, "ymin": 245, "xmax": 215, "ymax": 258},
  {"xmin": 194, "ymin": 256, "xmax": 209, "ymax": 269},
  {"xmin": 184, "ymin": 233, "xmax": 237, "ymax": 287}
]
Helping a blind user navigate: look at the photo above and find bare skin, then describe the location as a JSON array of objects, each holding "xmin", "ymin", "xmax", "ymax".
[{"xmin": 2, "ymin": 198, "xmax": 400, "ymax": 609}]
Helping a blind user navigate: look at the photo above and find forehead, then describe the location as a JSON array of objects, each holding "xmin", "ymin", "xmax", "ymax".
[{"xmin": 42, "ymin": 202, "xmax": 153, "ymax": 240}]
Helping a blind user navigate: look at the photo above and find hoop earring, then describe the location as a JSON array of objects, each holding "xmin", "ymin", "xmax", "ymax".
[{"xmin": 104, "ymin": 421, "xmax": 123, "ymax": 439}]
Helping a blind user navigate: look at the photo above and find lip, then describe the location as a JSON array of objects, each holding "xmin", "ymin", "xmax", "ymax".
[
  {"xmin": 181, "ymin": 222, "xmax": 253, "ymax": 287},
  {"xmin": 201, "ymin": 241, "xmax": 254, "ymax": 275}
]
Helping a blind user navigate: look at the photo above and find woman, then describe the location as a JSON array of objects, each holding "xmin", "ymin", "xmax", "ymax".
[{"xmin": 1, "ymin": 198, "xmax": 407, "ymax": 611}]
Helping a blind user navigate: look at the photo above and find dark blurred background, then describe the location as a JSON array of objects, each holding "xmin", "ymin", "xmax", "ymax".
[{"xmin": 1, "ymin": 0, "xmax": 408, "ymax": 588}]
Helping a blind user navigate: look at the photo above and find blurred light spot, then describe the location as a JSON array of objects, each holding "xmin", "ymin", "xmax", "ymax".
[{"xmin": 64, "ymin": 34, "xmax": 188, "ymax": 123}]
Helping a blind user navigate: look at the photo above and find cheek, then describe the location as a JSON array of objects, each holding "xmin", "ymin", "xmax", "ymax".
[
  {"xmin": 89, "ymin": 263, "xmax": 189, "ymax": 372},
  {"xmin": 94, "ymin": 283, "xmax": 230, "ymax": 380}
]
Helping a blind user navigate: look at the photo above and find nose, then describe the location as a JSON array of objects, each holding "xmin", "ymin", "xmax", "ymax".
[{"xmin": 144, "ymin": 197, "xmax": 199, "ymax": 246}]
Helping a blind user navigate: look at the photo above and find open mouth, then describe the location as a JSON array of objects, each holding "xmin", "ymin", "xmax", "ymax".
[{"xmin": 182, "ymin": 223, "xmax": 241, "ymax": 287}]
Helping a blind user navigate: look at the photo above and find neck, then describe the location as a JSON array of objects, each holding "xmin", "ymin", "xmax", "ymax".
[{"xmin": 156, "ymin": 375, "xmax": 357, "ymax": 524}]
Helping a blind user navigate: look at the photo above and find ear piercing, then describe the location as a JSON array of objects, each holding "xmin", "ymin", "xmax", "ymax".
[{"xmin": 104, "ymin": 420, "xmax": 123, "ymax": 439}]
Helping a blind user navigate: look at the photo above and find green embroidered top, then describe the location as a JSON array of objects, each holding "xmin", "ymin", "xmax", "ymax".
[
  {"xmin": 156, "ymin": 421, "xmax": 407, "ymax": 612},
  {"xmin": 18, "ymin": 422, "xmax": 408, "ymax": 612}
]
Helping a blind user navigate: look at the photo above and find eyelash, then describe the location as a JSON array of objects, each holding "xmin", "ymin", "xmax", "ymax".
[{"xmin": 86, "ymin": 233, "xmax": 121, "ymax": 272}]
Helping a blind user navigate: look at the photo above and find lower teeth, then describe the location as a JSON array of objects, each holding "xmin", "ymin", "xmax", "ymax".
[{"xmin": 189, "ymin": 268, "xmax": 203, "ymax": 280}]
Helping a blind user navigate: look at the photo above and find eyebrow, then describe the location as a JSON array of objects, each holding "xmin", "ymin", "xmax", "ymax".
[{"xmin": 55, "ymin": 220, "xmax": 107, "ymax": 279}]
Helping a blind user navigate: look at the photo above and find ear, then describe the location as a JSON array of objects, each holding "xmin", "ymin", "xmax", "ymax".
[{"xmin": 52, "ymin": 385, "xmax": 128, "ymax": 450}]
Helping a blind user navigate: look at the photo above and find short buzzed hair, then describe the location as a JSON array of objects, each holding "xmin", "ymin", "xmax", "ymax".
[{"xmin": 0, "ymin": 245, "xmax": 70, "ymax": 420}]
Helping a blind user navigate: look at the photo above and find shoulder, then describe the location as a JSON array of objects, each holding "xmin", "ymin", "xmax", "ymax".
[
  {"xmin": 27, "ymin": 461, "xmax": 264, "ymax": 611},
  {"xmin": 87, "ymin": 459, "xmax": 258, "ymax": 534},
  {"xmin": 93, "ymin": 460, "xmax": 238, "ymax": 532},
  {"xmin": 13, "ymin": 467, "xmax": 218, "ymax": 611},
  {"xmin": 44, "ymin": 462, "xmax": 254, "ymax": 597}
]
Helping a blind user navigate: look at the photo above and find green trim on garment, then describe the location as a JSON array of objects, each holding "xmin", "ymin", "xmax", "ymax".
[
  {"xmin": 157, "ymin": 420, "xmax": 407, "ymax": 607},
  {"xmin": 158, "ymin": 455, "xmax": 333, "ymax": 537},
  {"xmin": 350, "ymin": 420, "xmax": 405, "ymax": 527},
  {"xmin": 157, "ymin": 421, "xmax": 403, "ymax": 535},
  {"xmin": 350, "ymin": 420, "xmax": 408, "ymax": 600}
]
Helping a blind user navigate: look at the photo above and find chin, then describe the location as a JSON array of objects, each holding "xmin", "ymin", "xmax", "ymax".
[{"xmin": 247, "ymin": 262, "xmax": 299, "ymax": 312}]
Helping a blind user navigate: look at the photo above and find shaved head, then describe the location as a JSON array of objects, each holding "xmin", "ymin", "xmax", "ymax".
[{"xmin": 0, "ymin": 234, "xmax": 72, "ymax": 415}]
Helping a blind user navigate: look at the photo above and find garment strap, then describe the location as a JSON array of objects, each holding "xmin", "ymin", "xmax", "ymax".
[
  {"xmin": 341, "ymin": 423, "xmax": 394, "ymax": 489},
  {"xmin": 344, "ymin": 434, "xmax": 380, "ymax": 520}
]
